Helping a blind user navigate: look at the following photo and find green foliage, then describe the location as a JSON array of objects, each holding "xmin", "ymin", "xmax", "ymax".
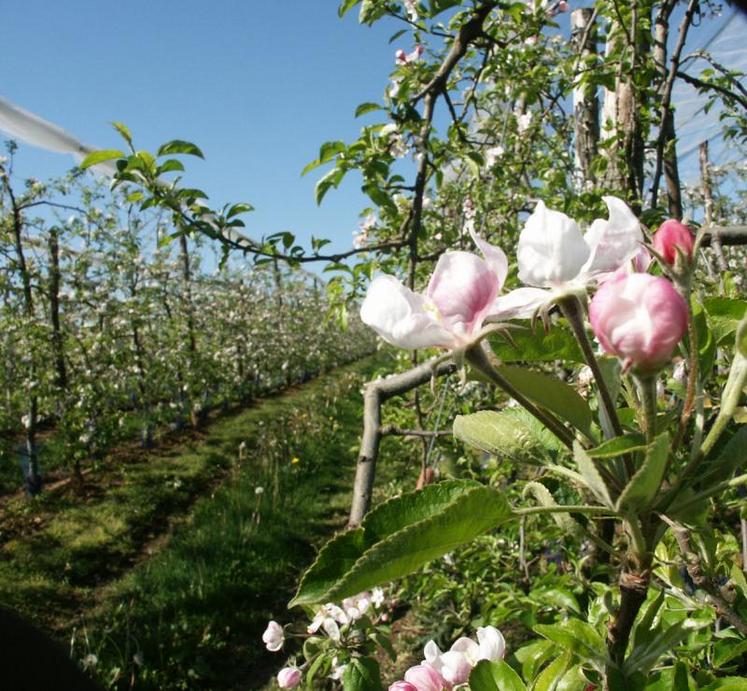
[
  {"xmin": 469, "ymin": 659, "xmax": 526, "ymax": 691},
  {"xmin": 291, "ymin": 480, "xmax": 512, "ymax": 606}
]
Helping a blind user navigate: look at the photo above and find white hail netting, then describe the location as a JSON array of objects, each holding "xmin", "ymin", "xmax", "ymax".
[
  {"xmin": 0, "ymin": 96, "xmax": 117, "ymax": 177},
  {"xmin": 670, "ymin": 9, "xmax": 747, "ymax": 183}
]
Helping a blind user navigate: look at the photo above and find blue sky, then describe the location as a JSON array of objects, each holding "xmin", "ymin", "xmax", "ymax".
[
  {"xmin": 2, "ymin": 2, "xmax": 410, "ymax": 258},
  {"xmin": 3, "ymin": 2, "xmax": 743, "ymax": 261}
]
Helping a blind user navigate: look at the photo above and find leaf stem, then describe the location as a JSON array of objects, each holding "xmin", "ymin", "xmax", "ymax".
[{"xmin": 466, "ymin": 344, "xmax": 575, "ymax": 449}]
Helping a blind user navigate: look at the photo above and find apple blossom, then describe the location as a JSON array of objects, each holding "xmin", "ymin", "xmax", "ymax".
[
  {"xmin": 589, "ymin": 273, "xmax": 688, "ymax": 373},
  {"xmin": 261, "ymin": 620, "xmax": 284, "ymax": 652},
  {"xmin": 307, "ymin": 603, "xmax": 348, "ymax": 641},
  {"xmin": 403, "ymin": 0, "xmax": 419, "ymax": 22},
  {"xmin": 653, "ymin": 219, "xmax": 694, "ymax": 265},
  {"xmin": 360, "ymin": 228, "xmax": 516, "ymax": 350},
  {"xmin": 476, "ymin": 625, "xmax": 506, "ymax": 661},
  {"xmin": 277, "ymin": 667, "xmax": 302, "ymax": 689},
  {"xmin": 492, "ymin": 197, "xmax": 643, "ymax": 316},
  {"xmin": 396, "ymin": 45, "xmax": 424, "ymax": 65},
  {"xmin": 404, "ymin": 664, "xmax": 445, "ymax": 691},
  {"xmin": 371, "ymin": 587, "xmax": 386, "ymax": 608},
  {"xmin": 423, "ymin": 626, "xmax": 505, "ymax": 683},
  {"xmin": 389, "ymin": 682, "xmax": 418, "ymax": 691}
]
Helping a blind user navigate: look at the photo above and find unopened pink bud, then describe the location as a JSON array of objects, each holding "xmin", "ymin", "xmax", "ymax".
[
  {"xmin": 589, "ymin": 273, "xmax": 688, "ymax": 373},
  {"xmin": 558, "ymin": 1, "xmax": 570, "ymax": 11},
  {"xmin": 277, "ymin": 667, "xmax": 302, "ymax": 689},
  {"xmin": 652, "ymin": 219, "xmax": 694, "ymax": 265},
  {"xmin": 395, "ymin": 49, "xmax": 407, "ymax": 64}
]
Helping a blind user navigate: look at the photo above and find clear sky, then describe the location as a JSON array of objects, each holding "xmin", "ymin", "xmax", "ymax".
[{"xmin": 1, "ymin": 2, "xmax": 410, "ymax": 258}]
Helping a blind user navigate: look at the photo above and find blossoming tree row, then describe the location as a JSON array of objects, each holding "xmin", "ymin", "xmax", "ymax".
[{"xmin": 0, "ymin": 160, "xmax": 376, "ymax": 494}]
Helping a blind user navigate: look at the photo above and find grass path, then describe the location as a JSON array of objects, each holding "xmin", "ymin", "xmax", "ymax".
[{"xmin": 0, "ymin": 353, "xmax": 403, "ymax": 689}]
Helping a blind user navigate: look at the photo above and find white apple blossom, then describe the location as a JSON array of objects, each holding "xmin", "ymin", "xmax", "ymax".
[{"xmin": 491, "ymin": 197, "xmax": 643, "ymax": 318}]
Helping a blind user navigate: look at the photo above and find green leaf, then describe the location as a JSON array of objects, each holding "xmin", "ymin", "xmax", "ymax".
[
  {"xmin": 359, "ymin": 0, "xmax": 387, "ymax": 24},
  {"xmin": 362, "ymin": 182, "xmax": 396, "ymax": 213},
  {"xmin": 290, "ymin": 480, "xmax": 512, "ymax": 606},
  {"xmin": 79, "ymin": 149, "xmax": 125, "ymax": 169},
  {"xmin": 319, "ymin": 140, "xmax": 346, "ymax": 164},
  {"xmin": 315, "ymin": 167, "xmax": 345, "ymax": 205},
  {"xmin": 713, "ymin": 638, "xmax": 747, "ymax": 669},
  {"xmin": 523, "ymin": 482, "xmax": 583, "ymax": 535},
  {"xmin": 488, "ymin": 327, "xmax": 584, "ymax": 364},
  {"xmin": 496, "ymin": 365, "xmax": 593, "ymax": 436},
  {"xmin": 532, "ymin": 652, "xmax": 571, "ymax": 691},
  {"xmin": 587, "ymin": 434, "xmax": 646, "ymax": 459},
  {"xmin": 156, "ymin": 139, "xmax": 204, "ymax": 159},
  {"xmin": 111, "ymin": 121, "xmax": 132, "ymax": 147},
  {"xmin": 631, "ymin": 590, "xmax": 665, "ymax": 652},
  {"xmin": 514, "ymin": 639, "xmax": 554, "ymax": 681},
  {"xmin": 355, "ymin": 102, "xmax": 383, "ymax": 117},
  {"xmin": 157, "ymin": 158, "xmax": 185, "ymax": 174},
  {"xmin": 338, "ymin": 0, "xmax": 360, "ymax": 17},
  {"xmin": 469, "ymin": 659, "xmax": 526, "ymax": 691},
  {"xmin": 616, "ymin": 433, "xmax": 669, "ymax": 513},
  {"xmin": 428, "ymin": 0, "xmax": 462, "ymax": 16},
  {"xmin": 226, "ymin": 202, "xmax": 254, "ymax": 218},
  {"xmin": 703, "ymin": 298, "xmax": 747, "ymax": 345},
  {"xmin": 534, "ymin": 620, "xmax": 608, "ymax": 671},
  {"xmin": 697, "ymin": 426, "xmax": 747, "ymax": 487},
  {"xmin": 699, "ymin": 678, "xmax": 747, "ymax": 691},
  {"xmin": 573, "ymin": 442, "xmax": 614, "ymax": 508},
  {"xmin": 453, "ymin": 410, "xmax": 556, "ymax": 465},
  {"xmin": 342, "ymin": 657, "xmax": 382, "ymax": 691},
  {"xmin": 692, "ymin": 300, "xmax": 716, "ymax": 375},
  {"xmin": 622, "ymin": 620, "xmax": 695, "ymax": 677}
]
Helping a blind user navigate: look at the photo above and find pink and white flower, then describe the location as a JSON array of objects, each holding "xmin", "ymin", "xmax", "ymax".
[
  {"xmin": 261, "ymin": 620, "xmax": 284, "ymax": 652},
  {"xmin": 396, "ymin": 45, "xmax": 424, "ymax": 65},
  {"xmin": 403, "ymin": 664, "xmax": 445, "ymax": 691},
  {"xmin": 422, "ymin": 626, "xmax": 505, "ymax": 685},
  {"xmin": 360, "ymin": 230, "xmax": 510, "ymax": 350},
  {"xmin": 589, "ymin": 273, "xmax": 689, "ymax": 372},
  {"xmin": 307, "ymin": 603, "xmax": 349, "ymax": 641},
  {"xmin": 277, "ymin": 667, "xmax": 302, "ymax": 689}
]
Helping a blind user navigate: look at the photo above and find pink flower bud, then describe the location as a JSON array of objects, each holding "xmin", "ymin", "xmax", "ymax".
[
  {"xmin": 389, "ymin": 683, "xmax": 418, "ymax": 691},
  {"xmin": 277, "ymin": 667, "xmax": 302, "ymax": 689},
  {"xmin": 404, "ymin": 664, "xmax": 445, "ymax": 691},
  {"xmin": 589, "ymin": 273, "xmax": 688, "ymax": 373},
  {"xmin": 652, "ymin": 219, "xmax": 694, "ymax": 265}
]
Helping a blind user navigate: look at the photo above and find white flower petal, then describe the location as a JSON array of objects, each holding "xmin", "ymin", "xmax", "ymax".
[
  {"xmin": 488, "ymin": 286, "xmax": 552, "ymax": 320},
  {"xmin": 476, "ymin": 626, "xmax": 506, "ymax": 661},
  {"xmin": 581, "ymin": 196, "xmax": 642, "ymax": 276},
  {"xmin": 468, "ymin": 228, "xmax": 509, "ymax": 287},
  {"xmin": 360, "ymin": 275, "xmax": 453, "ymax": 349},
  {"xmin": 517, "ymin": 201, "xmax": 590, "ymax": 287}
]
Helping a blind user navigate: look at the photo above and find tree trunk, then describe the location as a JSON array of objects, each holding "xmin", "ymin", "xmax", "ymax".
[{"xmin": 571, "ymin": 8, "xmax": 600, "ymax": 188}]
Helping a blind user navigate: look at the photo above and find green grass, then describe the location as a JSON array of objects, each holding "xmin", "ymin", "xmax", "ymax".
[{"xmin": 0, "ymin": 351, "xmax": 413, "ymax": 690}]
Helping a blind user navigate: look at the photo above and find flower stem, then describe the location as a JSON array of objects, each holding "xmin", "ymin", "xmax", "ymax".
[
  {"xmin": 673, "ymin": 304, "xmax": 698, "ymax": 451},
  {"xmin": 560, "ymin": 297, "xmax": 623, "ymax": 439},
  {"xmin": 635, "ymin": 374, "xmax": 658, "ymax": 444},
  {"xmin": 466, "ymin": 344, "xmax": 575, "ymax": 449}
]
